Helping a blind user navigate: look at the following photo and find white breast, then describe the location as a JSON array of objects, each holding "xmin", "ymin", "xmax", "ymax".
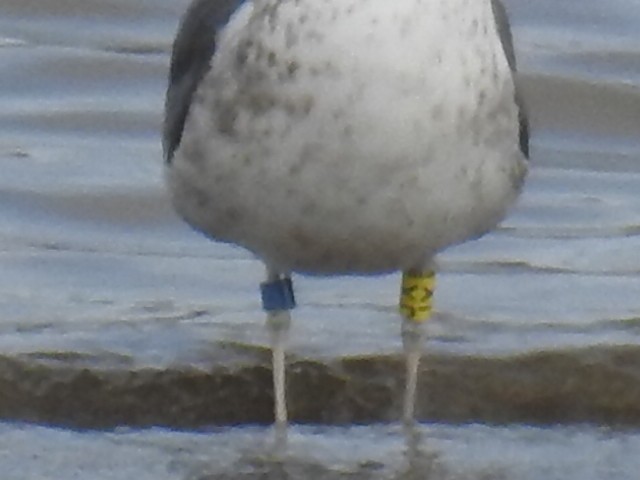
[{"xmin": 168, "ymin": 0, "xmax": 527, "ymax": 274}]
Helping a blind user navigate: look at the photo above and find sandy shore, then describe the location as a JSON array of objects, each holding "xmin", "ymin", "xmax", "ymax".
[{"xmin": 2, "ymin": 344, "xmax": 640, "ymax": 429}]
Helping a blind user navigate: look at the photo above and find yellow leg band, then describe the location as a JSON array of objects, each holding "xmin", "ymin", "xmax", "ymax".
[{"xmin": 399, "ymin": 270, "xmax": 435, "ymax": 322}]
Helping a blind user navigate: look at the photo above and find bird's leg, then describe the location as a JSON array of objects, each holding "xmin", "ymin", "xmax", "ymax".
[
  {"xmin": 261, "ymin": 270, "xmax": 295, "ymax": 450},
  {"xmin": 399, "ymin": 269, "xmax": 435, "ymax": 427}
]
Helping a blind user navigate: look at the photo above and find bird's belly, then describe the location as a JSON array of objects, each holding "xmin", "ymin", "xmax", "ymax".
[
  {"xmin": 167, "ymin": 0, "xmax": 527, "ymax": 274},
  {"xmin": 168, "ymin": 120, "xmax": 525, "ymax": 274}
]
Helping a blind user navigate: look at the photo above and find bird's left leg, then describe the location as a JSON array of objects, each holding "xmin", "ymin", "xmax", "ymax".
[
  {"xmin": 399, "ymin": 267, "xmax": 435, "ymax": 427},
  {"xmin": 261, "ymin": 267, "xmax": 296, "ymax": 447}
]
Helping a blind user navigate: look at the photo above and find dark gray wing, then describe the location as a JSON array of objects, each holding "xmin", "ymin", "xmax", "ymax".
[
  {"xmin": 163, "ymin": 0, "xmax": 246, "ymax": 162},
  {"xmin": 491, "ymin": 0, "xmax": 530, "ymax": 159}
]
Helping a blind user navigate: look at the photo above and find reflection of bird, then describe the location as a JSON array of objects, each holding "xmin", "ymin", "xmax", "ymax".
[{"xmin": 164, "ymin": 0, "xmax": 528, "ymax": 437}]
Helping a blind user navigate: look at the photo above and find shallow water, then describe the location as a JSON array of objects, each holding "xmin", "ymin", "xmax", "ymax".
[
  {"xmin": 1, "ymin": 0, "xmax": 640, "ymax": 477},
  {"xmin": 4, "ymin": 422, "xmax": 640, "ymax": 480}
]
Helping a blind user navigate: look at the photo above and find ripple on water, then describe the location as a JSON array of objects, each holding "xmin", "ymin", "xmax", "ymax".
[{"xmin": 3, "ymin": 422, "xmax": 640, "ymax": 480}]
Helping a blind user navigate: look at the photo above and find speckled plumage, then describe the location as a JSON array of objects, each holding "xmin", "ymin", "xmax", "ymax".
[{"xmin": 165, "ymin": 0, "xmax": 528, "ymax": 275}]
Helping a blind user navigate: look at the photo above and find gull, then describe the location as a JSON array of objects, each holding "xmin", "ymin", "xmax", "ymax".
[{"xmin": 163, "ymin": 0, "xmax": 529, "ymax": 440}]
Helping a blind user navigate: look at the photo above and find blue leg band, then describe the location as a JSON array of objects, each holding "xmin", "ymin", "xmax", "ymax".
[{"xmin": 260, "ymin": 277, "xmax": 296, "ymax": 312}]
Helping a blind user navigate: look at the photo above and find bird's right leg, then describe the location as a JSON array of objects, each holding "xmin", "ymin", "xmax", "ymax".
[{"xmin": 261, "ymin": 267, "xmax": 296, "ymax": 449}]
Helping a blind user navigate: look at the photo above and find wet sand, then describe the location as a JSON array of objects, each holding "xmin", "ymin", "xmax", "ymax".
[{"xmin": 2, "ymin": 344, "xmax": 640, "ymax": 429}]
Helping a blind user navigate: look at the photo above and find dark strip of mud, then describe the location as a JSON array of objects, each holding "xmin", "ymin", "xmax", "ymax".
[{"xmin": 1, "ymin": 345, "xmax": 639, "ymax": 429}]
